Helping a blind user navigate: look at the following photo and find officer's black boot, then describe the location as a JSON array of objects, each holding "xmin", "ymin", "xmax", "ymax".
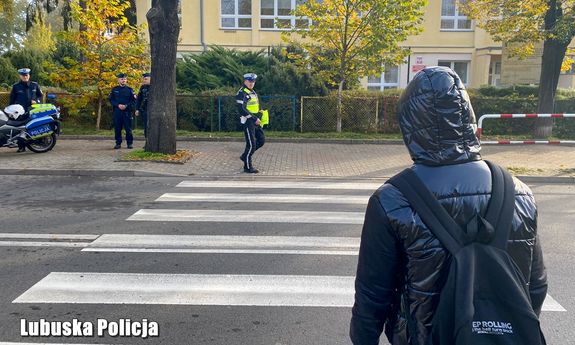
[
  {"xmin": 244, "ymin": 161, "xmax": 259, "ymax": 173},
  {"xmin": 17, "ymin": 140, "xmax": 26, "ymax": 152}
]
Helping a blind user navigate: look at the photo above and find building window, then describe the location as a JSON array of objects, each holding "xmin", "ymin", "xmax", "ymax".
[
  {"xmin": 488, "ymin": 60, "xmax": 501, "ymax": 86},
  {"xmin": 438, "ymin": 61, "xmax": 469, "ymax": 84},
  {"xmin": 367, "ymin": 65, "xmax": 400, "ymax": 91},
  {"xmin": 261, "ymin": 0, "xmax": 310, "ymax": 30},
  {"xmin": 221, "ymin": 0, "xmax": 252, "ymax": 29},
  {"xmin": 441, "ymin": 0, "xmax": 471, "ymax": 30}
]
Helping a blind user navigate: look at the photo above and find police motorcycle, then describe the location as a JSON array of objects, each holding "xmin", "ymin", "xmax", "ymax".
[{"xmin": 0, "ymin": 103, "xmax": 61, "ymax": 153}]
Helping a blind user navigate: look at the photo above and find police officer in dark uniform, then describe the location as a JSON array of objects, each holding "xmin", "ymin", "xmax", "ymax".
[
  {"xmin": 237, "ymin": 73, "xmax": 265, "ymax": 173},
  {"xmin": 135, "ymin": 72, "xmax": 151, "ymax": 139},
  {"xmin": 109, "ymin": 73, "xmax": 136, "ymax": 149},
  {"xmin": 9, "ymin": 68, "xmax": 43, "ymax": 152}
]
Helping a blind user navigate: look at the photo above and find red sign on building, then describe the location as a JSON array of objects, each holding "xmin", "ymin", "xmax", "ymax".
[{"xmin": 412, "ymin": 64, "xmax": 426, "ymax": 73}]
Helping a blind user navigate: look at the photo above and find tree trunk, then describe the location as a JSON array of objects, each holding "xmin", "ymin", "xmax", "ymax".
[
  {"xmin": 145, "ymin": 0, "xmax": 180, "ymax": 154},
  {"xmin": 534, "ymin": 1, "xmax": 569, "ymax": 138},
  {"xmin": 336, "ymin": 80, "xmax": 344, "ymax": 133},
  {"xmin": 79, "ymin": 0, "xmax": 87, "ymax": 32},
  {"xmin": 534, "ymin": 39, "xmax": 569, "ymax": 138},
  {"xmin": 96, "ymin": 89, "xmax": 102, "ymax": 130}
]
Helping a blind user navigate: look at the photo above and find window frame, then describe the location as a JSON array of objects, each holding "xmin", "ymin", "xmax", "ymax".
[
  {"xmin": 221, "ymin": 0, "xmax": 253, "ymax": 30},
  {"xmin": 440, "ymin": 0, "xmax": 472, "ymax": 32},
  {"xmin": 366, "ymin": 65, "xmax": 400, "ymax": 91},
  {"xmin": 437, "ymin": 60, "xmax": 470, "ymax": 84},
  {"xmin": 260, "ymin": 0, "xmax": 311, "ymax": 31}
]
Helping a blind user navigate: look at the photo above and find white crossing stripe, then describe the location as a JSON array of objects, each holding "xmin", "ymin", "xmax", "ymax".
[
  {"xmin": 0, "ymin": 233, "xmax": 99, "ymax": 240},
  {"xmin": 13, "ymin": 273, "xmax": 565, "ymax": 312},
  {"xmin": 13, "ymin": 273, "xmax": 354, "ymax": 306},
  {"xmin": 127, "ymin": 209, "xmax": 365, "ymax": 224},
  {"xmin": 0, "ymin": 233, "xmax": 98, "ymax": 248},
  {"xmin": 177, "ymin": 180, "xmax": 382, "ymax": 190},
  {"xmin": 0, "ymin": 343, "xmax": 113, "ymax": 345},
  {"xmin": 156, "ymin": 193, "xmax": 368, "ymax": 204},
  {"xmin": 82, "ymin": 234, "xmax": 359, "ymax": 255},
  {"xmin": 541, "ymin": 294, "xmax": 567, "ymax": 311},
  {"xmin": 0, "ymin": 241, "xmax": 90, "ymax": 248}
]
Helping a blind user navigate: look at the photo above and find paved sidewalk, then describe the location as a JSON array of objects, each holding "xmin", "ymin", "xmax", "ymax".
[{"xmin": 0, "ymin": 138, "xmax": 574, "ymax": 180}]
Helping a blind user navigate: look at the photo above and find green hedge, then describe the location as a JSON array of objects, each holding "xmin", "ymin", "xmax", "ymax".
[{"xmin": 37, "ymin": 87, "xmax": 575, "ymax": 138}]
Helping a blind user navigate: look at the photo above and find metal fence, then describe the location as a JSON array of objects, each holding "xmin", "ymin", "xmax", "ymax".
[
  {"xmin": 0, "ymin": 91, "xmax": 400, "ymax": 133},
  {"xmin": 0, "ymin": 92, "xmax": 299, "ymax": 132},
  {"xmin": 176, "ymin": 95, "xmax": 298, "ymax": 132},
  {"xmin": 11, "ymin": 91, "xmax": 574, "ymax": 136},
  {"xmin": 0, "ymin": 92, "xmax": 10, "ymax": 108},
  {"xmin": 301, "ymin": 95, "xmax": 400, "ymax": 133}
]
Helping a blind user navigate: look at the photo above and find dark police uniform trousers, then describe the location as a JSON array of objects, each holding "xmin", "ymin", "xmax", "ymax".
[
  {"xmin": 242, "ymin": 118, "xmax": 265, "ymax": 170},
  {"xmin": 136, "ymin": 84, "xmax": 150, "ymax": 138},
  {"xmin": 109, "ymin": 85, "xmax": 135, "ymax": 146}
]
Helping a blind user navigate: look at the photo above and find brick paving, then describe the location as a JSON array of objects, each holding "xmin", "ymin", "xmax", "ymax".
[{"xmin": 0, "ymin": 138, "xmax": 574, "ymax": 178}]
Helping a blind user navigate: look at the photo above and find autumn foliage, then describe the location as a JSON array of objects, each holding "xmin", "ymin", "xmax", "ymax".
[{"xmin": 49, "ymin": 0, "xmax": 149, "ymax": 129}]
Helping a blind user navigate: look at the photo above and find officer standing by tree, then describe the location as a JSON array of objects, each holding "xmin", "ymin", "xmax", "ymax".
[
  {"xmin": 109, "ymin": 73, "xmax": 136, "ymax": 149},
  {"xmin": 135, "ymin": 72, "xmax": 151, "ymax": 141},
  {"xmin": 237, "ymin": 72, "xmax": 265, "ymax": 173},
  {"xmin": 9, "ymin": 68, "xmax": 43, "ymax": 152}
]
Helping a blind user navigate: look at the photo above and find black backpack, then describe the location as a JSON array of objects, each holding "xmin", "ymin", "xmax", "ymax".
[{"xmin": 387, "ymin": 161, "xmax": 546, "ymax": 345}]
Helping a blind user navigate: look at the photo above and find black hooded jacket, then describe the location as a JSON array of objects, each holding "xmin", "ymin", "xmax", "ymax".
[{"xmin": 350, "ymin": 67, "xmax": 547, "ymax": 345}]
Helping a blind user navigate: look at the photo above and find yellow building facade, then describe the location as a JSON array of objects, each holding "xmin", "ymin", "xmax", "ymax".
[{"xmin": 135, "ymin": 0, "xmax": 575, "ymax": 90}]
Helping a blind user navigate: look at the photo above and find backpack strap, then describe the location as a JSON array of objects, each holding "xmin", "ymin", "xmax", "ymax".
[
  {"xmin": 484, "ymin": 160, "xmax": 516, "ymax": 250},
  {"xmin": 387, "ymin": 169, "xmax": 465, "ymax": 255},
  {"xmin": 388, "ymin": 162, "xmax": 516, "ymax": 254}
]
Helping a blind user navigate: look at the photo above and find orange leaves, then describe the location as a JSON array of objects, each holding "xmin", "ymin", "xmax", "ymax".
[{"xmin": 50, "ymin": 0, "xmax": 149, "ymax": 128}]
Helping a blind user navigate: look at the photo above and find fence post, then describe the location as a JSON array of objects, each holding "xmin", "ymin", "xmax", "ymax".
[
  {"xmin": 210, "ymin": 96, "xmax": 214, "ymax": 132},
  {"xmin": 375, "ymin": 99, "xmax": 379, "ymax": 133},
  {"xmin": 217, "ymin": 96, "xmax": 222, "ymax": 132},
  {"xmin": 292, "ymin": 96, "xmax": 296, "ymax": 132},
  {"xmin": 300, "ymin": 96, "xmax": 304, "ymax": 132}
]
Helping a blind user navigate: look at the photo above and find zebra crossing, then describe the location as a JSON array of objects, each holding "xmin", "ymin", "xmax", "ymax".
[{"xmin": 11, "ymin": 178, "xmax": 567, "ymax": 315}]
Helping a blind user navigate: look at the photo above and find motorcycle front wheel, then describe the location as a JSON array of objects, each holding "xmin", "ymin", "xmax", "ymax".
[{"xmin": 26, "ymin": 133, "xmax": 57, "ymax": 153}]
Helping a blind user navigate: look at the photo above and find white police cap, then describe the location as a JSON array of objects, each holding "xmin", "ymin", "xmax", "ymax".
[
  {"xmin": 243, "ymin": 73, "xmax": 257, "ymax": 81},
  {"xmin": 17, "ymin": 68, "xmax": 31, "ymax": 75}
]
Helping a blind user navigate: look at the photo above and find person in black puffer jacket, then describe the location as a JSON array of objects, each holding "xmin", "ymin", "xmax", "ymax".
[{"xmin": 350, "ymin": 66, "xmax": 548, "ymax": 345}]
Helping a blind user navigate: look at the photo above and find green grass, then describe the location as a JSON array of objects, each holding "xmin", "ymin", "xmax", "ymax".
[
  {"xmin": 123, "ymin": 149, "xmax": 172, "ymax": 160},
  {"xmin": 61, "ymin": 125, "xmax": 404, "ymax": 140},
  {"xmin": 506, "ymin": 166, "xmax": 545, "ymax": 175},
  {"xmin": 119, "ymin": 149, "xmax": 193, "ymax": 163},
  {"xmin": 64, "ymin": 125, "xmax": 569, "ymax": 142}
]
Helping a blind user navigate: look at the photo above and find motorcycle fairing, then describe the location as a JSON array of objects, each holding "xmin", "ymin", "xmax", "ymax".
[{"xmin": 26, "ymin": 117, "xmax": 54, "ymax": 130}]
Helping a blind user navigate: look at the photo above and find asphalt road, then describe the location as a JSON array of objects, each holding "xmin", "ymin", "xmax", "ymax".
[{"xmin": 0, "ymin": 175, "xmax": 572, "ymax": 345}]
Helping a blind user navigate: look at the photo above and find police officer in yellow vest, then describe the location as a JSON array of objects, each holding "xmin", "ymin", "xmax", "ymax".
[{"xmin": 237, "ymin": 73, "xmax": 265, "ymax": 173}]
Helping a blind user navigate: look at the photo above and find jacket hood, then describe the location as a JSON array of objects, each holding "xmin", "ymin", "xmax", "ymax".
[{"xmin": 398, "ymin": 66, "xmax": 481, "ymax": 166}]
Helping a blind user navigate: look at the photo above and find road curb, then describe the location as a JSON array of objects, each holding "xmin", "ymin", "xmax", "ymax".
[
  {"xmin": 0, "ymin": 168, "xmax": 189, "ymax": 178},
  {"xmin": 0, "ymin": 168, "xmax": 573, "ymax": 183},
  {"xmin": 515, "ymin": 175, "xmax": 575, "ymax": 184},
  {"xmin": 59, "ymin": 135, "xmax": 404, "ymax": 145}
]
